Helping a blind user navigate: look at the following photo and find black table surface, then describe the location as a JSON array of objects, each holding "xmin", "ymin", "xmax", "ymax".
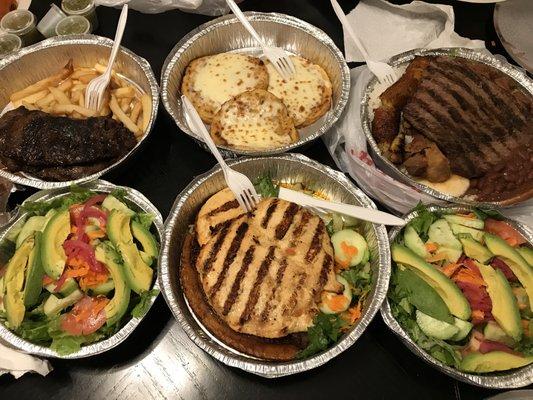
[{"xmin": 1, "ymin": 1, "xmax": 529, "ymax": 399}]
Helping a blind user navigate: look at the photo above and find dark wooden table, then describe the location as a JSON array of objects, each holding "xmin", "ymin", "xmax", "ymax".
[{"xmin": 0, "ymin": 1, "xmax": 528, "ymax": 399}]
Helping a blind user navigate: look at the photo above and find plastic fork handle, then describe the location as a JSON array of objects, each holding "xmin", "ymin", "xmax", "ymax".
[
  {"xmin": 181, "ymin": 95, "xmax": 230, "ymax": 171},
  {"xmin": 330, "ymin": 0, "xmax": 371, "ymax": 62},
  {"xmin": 226, "ymin": 0, "xmax": 266, "ymax": 48},
  {"xmin": 278, "ymin": 187, "xmax": 406, "ymax": 226},
  {"xmin": 105, "ymin": 4, "xmax": 128, "ymax": 78}
]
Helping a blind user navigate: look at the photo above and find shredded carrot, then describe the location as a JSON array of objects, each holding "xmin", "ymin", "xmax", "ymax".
[
  {"xmin": 442, "ymin": 263, "xmax": 461, "ymax": 277},
  {"xmin": 522, "ymin": 320, "xmax": 530, "ymax": 336},
  {"xmin": 426, "ymin": 252, "xmax": 448, "ymax": 263},
  {"xmin": 327, "ymin": 294, "xmax": 348, "ymax": 312},
  {"xmin": 87, "ymin": 229, "xmax": 106, "ymax": 240},
  {"xmin": 471, "ymin": 309, "xmax": 485, "ymax": 321},
  {"xmin": 335, "ymin": 257, "xmax": 350, "ymax": 271},
  {"xmin": 346, "ymin": 301, "xmax": 363, "ymax": 324},
  {"xmin": 425, "ymin": 242, "xmax": 439, "ymax": 253},
  {"xmin": 453, "ymin": 267, "xmax": 485, "ymax": 287},
  {"xmin": 341, "ymin": 241, "xmax": 358, "ymax": 257},
  {"xmin": 71, "ymin": 226, "xmax": 78, "ymax": 234}
]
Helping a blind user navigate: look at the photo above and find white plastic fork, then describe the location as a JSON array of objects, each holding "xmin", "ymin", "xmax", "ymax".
[
  {"xmin": 85, "ymin": 4, "xmax": 128, "ymax": 112},
  {"xmin": 226, "ymin": 0, "xmax": 295, "ymax": 80},
  {"xmin": 330, "ymin": 0, "xmax": 397, "ymax": 85},
  {"xmin": 181, "ymin": 95, "xmax": 260, "ymax": 212}
]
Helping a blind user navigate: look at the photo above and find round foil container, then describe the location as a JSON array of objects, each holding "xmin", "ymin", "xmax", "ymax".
[
  {"xmin": 160, "ymin": 12, "xmax": 350, "ymax": 158},
  {"xmin": 360, "ymin": 47, "xmax": 533, "ymax": 208},
  {"xmin": 381, "ymin": 204, "xmax": 533, "ymax": 388},
  {"xmin": 159, "ymin": 153, "xmax": 390, "ymax": 377},
  {"xmin": 0, "ymin": 179, "xmax": 163, "ymax": 358},
  {"xmin": 0, "ymin": 35, "xmax": 160, "ymax": 189}
]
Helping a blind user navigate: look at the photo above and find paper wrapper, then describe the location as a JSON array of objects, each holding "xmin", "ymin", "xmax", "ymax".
[{"xmin": 0, "ymin": 341, "xmax": 51, "ymax": 379}]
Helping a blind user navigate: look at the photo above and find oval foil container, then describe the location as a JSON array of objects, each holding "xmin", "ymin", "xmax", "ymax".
[
  {"xmin": 0, "ymin": 180, "xmax": 163, "ymax": 358},
  {"xmin": 360, "ymin": 47, "xmax": 533, "ymax": 208},
  {"xmin": 160, "ymin": 12, "xmax": 350, "ymax": 158},
  {"xmin": 381, "ymin": 204, "xmax": 533, "ymax": 388},
  {"xmin": 0, "ymin": 35, "xmax": 160, "ymax": 189},
  {"xmin": 159, "ymin": 153, "xmax": 390, "ymax": 378}
]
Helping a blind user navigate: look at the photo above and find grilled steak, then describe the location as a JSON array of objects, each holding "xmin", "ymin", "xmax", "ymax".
[
  {"xmin": 0, "ymin": 107, "xmax": 137, "ymax": 181},
  {"xmin": 372, "ymin": 55, "xmax": 533, "ymax": 202},
  {"xmin": 195, "ymin": 195, "xmax": 342, "ymax": 339}
]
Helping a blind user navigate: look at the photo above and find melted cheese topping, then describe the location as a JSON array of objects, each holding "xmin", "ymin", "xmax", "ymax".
[
  {"xmin": 266, "ymin": 55, "xmax": 332, "ymax": 126},
  {"xmin": 192, "ymin": 53, "xmax": 266, "ymax": 110},
  {"xmin": 215, "ymin": 90, "xmax": 295, "ymax": 150},
  {"xmin": 417, "ymin": 174, "xmax": 470, "ymax": 197}
]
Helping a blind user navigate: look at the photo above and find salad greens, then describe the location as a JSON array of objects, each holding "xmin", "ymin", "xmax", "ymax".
[
  {"xmin": 298, "ymin": 313, "xmax": 347, "ymax": 359},
  {"xmin": 254, "ymin": 174, "xmax": 279, "ymax": 198},
  {"xmin": 407, "ymin": 203, "xmax": 438, "ymax": 242},
  {"xmin": 21, "ymin": 185, "xmax": 94, "ymax": 216},
  {"xmin": 131, "ymin": 289, "xmax": 160, "ymax": 318}
]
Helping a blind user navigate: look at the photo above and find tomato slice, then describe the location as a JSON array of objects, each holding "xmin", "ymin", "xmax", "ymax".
[
  {"xmin": 484, "ymin": 219, "xmax": 527, "ymax": 247},
  {"xmin": 60, "ymin": 296, "xmax": 109, "ymax": 336}
]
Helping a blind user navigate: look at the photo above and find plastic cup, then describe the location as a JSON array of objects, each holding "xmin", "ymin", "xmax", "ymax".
[
  {"xmin": 0, "ymin": 9, "xmax": 40, "ymax": 46},
  {"xmin": 0, "ymin": 33, "xmax": 21, "ymax": 58},
  {"xmin": 61, "ymin": 0, "xmax": 98, "ymax": 31},
  {"xmin": 37, "ymin": 4, "xmax": 68, "ymax": 38},
  {"xmin": 55, "ymin": 15, "xmax": 91, "ymax": 36}
]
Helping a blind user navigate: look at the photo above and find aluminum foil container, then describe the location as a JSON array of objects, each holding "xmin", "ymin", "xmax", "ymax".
[
  {"xmin": 0, "ymin": 179, "xmax": 163, "ymax": 358},
  {"xmin": 381, "ymin": 204, "xmax": 533, "ymax": 388},
  {"xmin": 360, "ymin": 47, "xmax": 533, "ymax": 208},
  {"xmin": 0, "ymin": 34, "xmax": 160, "ymax": 189},
  {"xmin": 160, "ymin": 12, "xmax": 350, "ymax": 157},
  {"xmin": 159, "ymin": 153, "xmax": 390, "ymax": 377}
]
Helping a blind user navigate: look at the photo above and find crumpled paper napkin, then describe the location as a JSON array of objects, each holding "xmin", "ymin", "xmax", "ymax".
[
  {"xmin": 0, "ymin": 340, "xmax": 51, "ymax": 378},
  {"xmin": 324, "ymin": 0, "xmax": 533, "ymax": 226}
]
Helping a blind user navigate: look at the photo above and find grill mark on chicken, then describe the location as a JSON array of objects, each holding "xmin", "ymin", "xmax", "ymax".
[
  {"xmin": 282, "ymin": 272, "xmax": 308, "ymax": 316},
  {"xmin": 274, "ymin": 202, "xmax": 299, "ymax": 240},
  {"xmin": 207, "ymin": 199, "xmax": 240, "ymax": 217},
  {"xmin": 222, "ymin": 245, "xmax": 255, "ymax": 316},
  {"xmin": 305, "ymin": 220, "xmax": 324, "ymax": 262},
  {"xmin": 290, "ymin": 211, "xmax": 311, "ymax": 246},
  {"xmin": 259, "ymin": 258, "xmax": 288, "ymax": 322},
  {"xmin": 201, "ymin": 223, "xmax": 231, "ymax": 276},
  {"xmin": 239, "ymin": 246, "xmax": 276, "ymax": 325},
  {"xmin": 261, "ymin": 199, "xmax": 279, "ymax": 228},
  {"xmin": 317, "ymin": 253, "xmax": 334, "ymax": 294},
  {"xmin": 209, "ymin": 222, "xmax": 249, "ymax": 298}
]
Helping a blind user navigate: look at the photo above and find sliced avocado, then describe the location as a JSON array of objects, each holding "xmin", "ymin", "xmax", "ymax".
[
  {"xmin": 450, "ymin": 224, "xmax": 484, "ymax": 242},
  {"xmin": 102, "ymin": 195, "xmax": 134, "ymax": 216},
  {"xmin": 41, "ymin": 210, "xmax": 70, "ymax": 279},
  {"xmin": 460, "ymin": 351, "xmax": 533, "ymax": 373},
  {"xmin": 131, "ymin": 220, "xmax": 158, "ymax": 266},
  {"xmin": 392, "ymin": 244, "xmax": 471, "ymax": 320},
  {"xmin": 22, "ymin": 232, "xmax": 44, "ymax": 307},
  {"xmin": 404, "ymin": 225, "xmax": 429, "ymax": 259},
  {"xmin": 0, "ymin": 276, "xmax": 4, "ymax": 312},
  {"xmin": 43, "ymin": 289, "xmax": 83, "ymax": 317},
  {"xmin": 331, "ymin": 229, "xmax": 368, "ymax": 267},
  {"xmin": 95, "ymin": 243, "xmax": 131, "ymax": 326},
  {"xmin": 4, "ymin": 237, "xmax": 35, "ymax": 329},
  {"xmin": 416, "ymin": 310, "xmax": 459, "ymax": 340},
  {"xmin": 89, "ymin": 279, "xmax": 115, "ymax": 295},
  {"xmin": 45, "ymin": 277, "xmax": 79, "ymax": 297},
  {"xmin": 459, "ymin": 236, "xmax": 493, "ymax": 263},
  {"xmin": 428, "ymin": 219, "xmax": 462, "ymax": 263},
  {"xmin": 16, "ymin": 216, "xmax": 45, "ymax": 249},
  {"xmin": 517, "ymin": 247, "xmax": 533, "ymax": 266},
  {"xmin": 443, "ymin": 214, "xmax": 484, "ymax": 229},
  {"xmin": 484, "ymin": 233, "xmax": 533, "ymax": 311},
  {"xmin": 483, "ymin": 321, "xmax": 515, "ymax": 347},
  {"xmin": 449, "ymin": 318, "xmax": 473, "ymax": 341},
  {"xmin": 475, "ymin": 261, "xmax": 522, "ymax": 342},
  {"xmin": 107, "ymin": 210, "xmax": 153, "ymax": 294},
  {"xmin": 512, "ymin": 287, "xmax": 531, "ymax": 317}
]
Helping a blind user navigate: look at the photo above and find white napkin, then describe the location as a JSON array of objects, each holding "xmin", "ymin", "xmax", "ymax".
[
  {"xmin": 342, "ymin": 0, "xmax": 484, "ymax": 62},
  {"xmin": 0, "ymin": 340, "xmax": 51, "ymax": 378},
  {"xmin": 324, "ymin": 0, "xmax": 533, "ymax": 226}
]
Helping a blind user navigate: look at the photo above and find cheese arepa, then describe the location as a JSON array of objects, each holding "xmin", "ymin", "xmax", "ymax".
[
  {"xmin": 265, "ymin": 55, "xmax": 332, "ymax": 127},
  {"xmin": 181, "ymin": 53, "xmax": 269, "ymax": 124},
  {"xmin": 211, "ymin": 89, "xmax": 298, "ymax": 150}
]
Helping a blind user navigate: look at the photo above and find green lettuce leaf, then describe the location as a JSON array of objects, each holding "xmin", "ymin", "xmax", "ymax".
[
  {"xmin": 131, "ymin": 289, "xmax": 159, "ymax": 318},
  {"xmin": 22, "ymin": 185, "xmax": 94, "ymax": 216},
  {"xmin": 473, "ymin": 208, "xmax": 505, "ymax": 221},
  {"xmin": 133, "ymin": 212, "xmax": 154, "ymax": 230},
  {"xmin": 407, "ymin": 203, "xmax": 438, "ymax": 242},
  {"xmin": 341, "ymin": 262, "xmax": 372, "ymax": 297},
  {"xmin": 254, "ymin": 174, "xmax": 279, "ymax": 198},
  {"xmin": 298, "ymin": 313, "xmax": 347, "ymax": 359}
]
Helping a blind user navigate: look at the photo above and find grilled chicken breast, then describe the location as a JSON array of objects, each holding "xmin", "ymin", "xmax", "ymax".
[{"xmin": 195, "ymin": 194, "xmax": 342, "ymax": 339}]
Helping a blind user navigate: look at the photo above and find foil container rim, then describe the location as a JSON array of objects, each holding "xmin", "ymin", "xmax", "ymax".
[
  {"xmin": 0, "ymin": 179, "xmax": 163, "ymax": 359},
  {"xmin": 360, "ymin": 47, "xmax": 533, "ymax": 208},
  {"xmin": 159, "ymin": 153, "xmax": 391, "ymax": 378},
  {"xmin": 160, "ymin": 11, "xmax": 351, "ymax": 157},
  {"xmin": 380, "ymin": 203, "xmax": 533, "ymax": 388},
  {"xmin": 0, "ymin": 34, "xmax": 160, "ymax": 190}
]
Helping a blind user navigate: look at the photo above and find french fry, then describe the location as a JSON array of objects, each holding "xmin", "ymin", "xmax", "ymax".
[
  {"xmin": 13, "ymin": 89, "xmax": 50, "ymax": 108},
  {"xmin": 78, "ymin": 92, "xmax": 85, "ymax": 107},
  {"xmin": 57, "ymin": 78, "xmax": 73, "ymax": 92},
  {"xmin": 21, "ymin": 101, "xmax": 38, "ymax": 111},
  {"xmin": 70, "ymin": 68, "xmax": 94, "ymax": 79},
  {"xmin": 113, "ymin": 86, "xmax": 135, "ymax": 98},
  {"xmin": 109, "ymin": 95, "xmax": 139, "ymax": 134},
  {"xmin": 35, "ymin": 92, "xmax": 55, "ymax": 108},
  {"xmin": 71, "ymin": 83, "xmax": 87, "ymax": 92},
  {"xmin": 130, "ymin": 100, "xmax": 142, "ymax": 124},
  {"xmin": 70, "ymin": 90, "xmax": 81, "ymax": 103},
  {"xmin": 49, "ymin": 87, "xmax": 72, "ymax": 105},
  {"xmin": 51, "ymin": 104, "xmax": 96, "ymax": 117},
  {"xmin": 10, "ymin": 60, "xmax": 73, "ymax": 102},
  {"xmin": 140, "ymin": 93, "xmax": 151, "ymax": 132},
  {"xmin": 119, "ymin": 97, "xmax": 131, "ymax": 112},
  {"xmin": 78, "ymin": 73, "xmax": 98, "ymax": 84}
]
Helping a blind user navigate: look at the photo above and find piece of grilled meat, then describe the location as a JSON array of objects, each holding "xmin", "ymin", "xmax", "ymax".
[
  {"xmin": 0, "ymin": 107, "xmax": 137, "ymax": 181},
  {"xmin": 194, "ymin": 193, "xmax": 342, "ymax": 339}
]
